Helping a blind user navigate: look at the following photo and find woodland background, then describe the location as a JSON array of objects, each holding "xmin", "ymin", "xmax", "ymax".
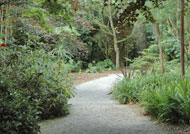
[{"xmin": 0, "ymin": 0, "xmax": 190, "ymax": 134}]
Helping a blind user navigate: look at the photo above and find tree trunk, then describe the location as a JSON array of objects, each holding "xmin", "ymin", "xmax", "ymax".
[
  {"xmin": 154, "ymin": 23, "xmax": 164, "ymax": 74},
  {"xmin": 114, "ymin": 37, "xmax": 120, "ymax": 69},
  {"xmin": 110, "ymin": 18, "xmax": 119, "ymax": 69},
  {"xmin": 0, "ymin": 4, "xmax": 4, "ymax": 35},
  {"xmin": 108, "ymin": 3, "xmax": 120, "ymax": 69},
  {"xmin": 5, "ymin": 3, "xmax": 8, "ymax": 43},
  {"xmin": 180, "ymin": 0, "xmax": 185, "ymax": 78}
]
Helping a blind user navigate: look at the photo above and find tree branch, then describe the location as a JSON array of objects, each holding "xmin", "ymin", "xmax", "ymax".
[
  {"xmin": 117, "ymin": 36, "xmax": 130, "ymax": 43},
  {"xmin": 95, "ymin": 20, "xmax": 113, "ymax": 35}
]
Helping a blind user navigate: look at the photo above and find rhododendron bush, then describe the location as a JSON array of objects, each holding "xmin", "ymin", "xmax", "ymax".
[{"xmin": 0, "ymin": 45, "xmax": 75, "ymax": 134}]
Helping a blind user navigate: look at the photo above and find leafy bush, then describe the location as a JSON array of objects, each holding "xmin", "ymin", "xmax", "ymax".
[
  {"xmin": 113, "ymin": 72, "xmax": 157, "ymax": 104},
  {"xmin": 132, "ymin": 46, "xmax": 158, "ymax": 65},
  {"xmin": 113, "ymin": 43, "xmax": 190, "ymax": 124},
  {"xmin": 0, "ymin": 45, "xmax": 75, "ymax": 133},
  {"xmin": 113, "ymin": 79, "xmax": 139, "ymax": 104},
  {"xmin": 85, "ymin": 62, "xmax": 103, "ymax": 73},
  {"xmin": 86, "ymin": 59, "xmax": 115, "ymax": 73},
  {"xmin": 65, "ymin": 59, "xmax": 83, "ymax": 72},
  {"xmin": 113, "ymin": 70, "xmax": 190, "ymax": 124},
  {"xmin": 162, "ymin": 38, "xmax": 180, "ymax": 61},
  {"xmin": 0, "ymin": 73, "xmax": 40, "ymax": 134},
  {"xmin": 96, "ymin": 59, "xmax": 115, "ymax": 69},
  {"xmin": 141, "ymin": 74, "xmax": 190, "ymax": 124}
]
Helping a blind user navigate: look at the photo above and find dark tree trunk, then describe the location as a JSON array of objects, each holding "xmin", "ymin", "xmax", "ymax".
[{"xmin": 180, "ymin": 0, "xmax": 185, "ymax": 78}]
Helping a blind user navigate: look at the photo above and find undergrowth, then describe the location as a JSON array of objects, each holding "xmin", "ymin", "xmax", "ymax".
[
  {"xmin": 113, "ymin": 69, "xmax": 190, "ymax": 124},
  {"xmin": 113, "ymin": 45, "xmax": 190, "ymax": 124},
  {"xmin": 86, "ymin": 59, "xmax": 115, "ymax": 73}
]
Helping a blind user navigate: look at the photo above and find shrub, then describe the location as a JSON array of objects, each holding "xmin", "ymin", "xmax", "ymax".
[
  {"xmin": 141, "ymin": 74, "xmax": 190, "ymax": 124},
  {"xmin": 113, "ymin": 79, "xmax": 139, "ymax": 104},
  {"xmin": 0, "ymin": 45, "xmax": 75, "ymax": 133},
  {"xmin": 85, "ymin": 62, "xmax": 103, "ymax": 73},
  {"xmin": 65, "ymin": 59, "xmax": 83, "ymax": 72},
  {"xmin": 113, "ymin": 70, "xmax": 190, "ymax": 124},
  {"xmin": 86, "ymin": 59, "xmax": 115, "ymax": 73},
  {"xmin": 113, "ymin": 72, "xmax": 158, "ymax": 104},
  {"xmin": 0, "ymin": 73, "xmax": 40, "ymax": 134},
  {"xmin": 113, "ymin": 39, "xmax": 190, "ymax": 124},
  {"xmin": 162, "ymin": 38, "xmax": 180, "ymax": 61},
  {"xmin": 96, "ymin": 59, "xmax": 115, "ymax": 70},
  {"xmin": 130, "ymin": 44, "xmax": 159, "ymax": 71}
]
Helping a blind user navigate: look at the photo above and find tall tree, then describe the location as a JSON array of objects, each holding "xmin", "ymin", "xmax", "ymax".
[
  {"xmin": 180, "ymin": 0, "xmax": 185, "ymax": 78},
  {"xmin": 104, "ymin": 1, "xmax": 131, "ymax": 69},
  {"xmin": 153, "ymin": 23, "xmax": 164, "ymax": 73},
  {"xmin": 82, "ymin": 0, "xmax": 131, "ymax": 69},
  {"xmin": 108, "ymin": 2, "xmax": 120, "ymax": 69}
]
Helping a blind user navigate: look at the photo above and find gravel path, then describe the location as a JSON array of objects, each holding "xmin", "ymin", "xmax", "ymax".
[{"xmin": 40, "ymin": 74, "xmax": 169, "ymax": 134}]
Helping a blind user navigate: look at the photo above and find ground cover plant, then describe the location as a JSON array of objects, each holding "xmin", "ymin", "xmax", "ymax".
[
  {"xmin": 141, "ymin": 74, "xmax": 190, "ymax": 124},
  {"xmin": 113, "ymin": 69, "xmax": 190, "ymax": 124}
]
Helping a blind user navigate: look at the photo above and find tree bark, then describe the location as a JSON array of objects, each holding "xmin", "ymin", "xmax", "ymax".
[
  {"xmin": 0, "ymin": 4, "xmax": 4, "ymax": 36},
  {"xmin": 154, "ymin": 23, "xmax": 164, "ymax": 74},
  {"xmin": 5, "ymin": 3, "xmax": 8, "ymax": 43},
  {"xmin": 110, "ymin": 17, "xmax": 120, "ymax": 69},
  {"xmin": 180, "ymin": 0, "xmax": 185, "ymax": 79},
  {"xmin": 109, "ymin": 6, "xmax": 120, "ymax": 69}
]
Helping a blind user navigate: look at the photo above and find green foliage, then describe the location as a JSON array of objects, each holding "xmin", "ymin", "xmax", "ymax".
[
  {"xmin": 129, "ymin": 44, "xmax": 159, "ymax": 71},
  {"xmin": 162, "ymin": 37, "xmax": 180, "ymax": 60},
  {"xmin": 113, "ymin": 39, "xmax": 190, "ymax": 124},
  {"xmin": 0, "ymin": 45, "xmax": 75, "ymax": 133},
  {"xmin": 113, "ymin": 69, "xmax": 190, "ymax": 124},
  {"xmin": 0, "ymin": 0, "xmax": 85, "ymax": 133},
  {"xmin": 65, "ymin": 59, "xmax": 83, "ymax": 72},
  {"xmin": 141, "ymin": 74, "xmax": 190, "ymax": 124},
  {"xmin": 0, "ymin": 73, "xmax": 40, "ymax": 134},
  {"xmin": 86, "ymin": 59, "xmax": 115, "ymax": 73},
  {"xmin": 22, "ymin": 6, "xmax": 51, "ymax": 31},
  {"xmin": 112, "ymin": 78, "xmax": 139, "ymax": 104},
  {"xmin": 30, "ymin": 0, "xmax": 75, "ymax": 23}
]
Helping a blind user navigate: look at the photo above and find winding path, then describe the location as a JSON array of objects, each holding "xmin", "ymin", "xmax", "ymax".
[{"xmin": 40, "ymin": 74, "xmax": 169, "ymax": 134}]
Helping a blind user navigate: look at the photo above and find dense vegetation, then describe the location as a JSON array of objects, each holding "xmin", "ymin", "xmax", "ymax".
[
  {"xmin": 0, "ymin": 1, "xmax": 78, "ymax": 133},
  {"xmin": 0, "ymin": 0, "xmax": 190, "ymax": 133},
  {"xmin": 112, "ymin": 0, "xmax": 190, "ymax": 124},
  {"xmin": 113, "ymin": 65, "xmax": 190, "ymax": 124}
]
